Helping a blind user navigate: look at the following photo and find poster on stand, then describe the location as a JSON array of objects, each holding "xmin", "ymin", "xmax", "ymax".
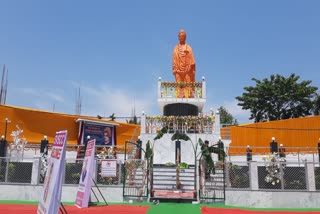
[
  {"xmin": 75, "ymin": 139, "xmax": 96, "ymax": 208},
  {"xmin": 37, "ymin": 130, "xmax": 68, "ymax": 214}
]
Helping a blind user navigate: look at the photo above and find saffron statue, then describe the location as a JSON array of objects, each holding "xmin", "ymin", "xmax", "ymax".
[{"xmin": 172, "ymin": 29, "xmax": 196, "ymax": 98}]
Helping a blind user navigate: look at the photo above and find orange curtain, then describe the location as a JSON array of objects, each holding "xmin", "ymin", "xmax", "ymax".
[{"xmin": 0, "ymin": 105, "xmax": 140, "ymax": 149}]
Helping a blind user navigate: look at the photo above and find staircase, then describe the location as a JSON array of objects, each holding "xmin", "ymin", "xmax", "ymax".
[{"xmin": 150, "ymin": 166, "xmax": 197, "ymax": 203}]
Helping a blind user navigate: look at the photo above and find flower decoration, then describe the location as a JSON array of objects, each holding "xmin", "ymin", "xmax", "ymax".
[
  {"xmin": 263, "ymin": 153, "xmax": 286, "ymax": 185},
  {"xmin": 161, "ymin": 81, "xmax": 202, "ymax": 88},
  {"xmin": 147, "ymin": 115, "xmax": 214, "ymax": 125}
]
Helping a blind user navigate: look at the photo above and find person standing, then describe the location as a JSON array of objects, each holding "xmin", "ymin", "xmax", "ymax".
[
  {"xmin": 270, "ymin": 137, "xmax": 278, "ymax": 154},
  {"xmin": 246, "ymin": 145, "xmax": 252, "ymax": 162},
  {"xmin": 0, "ymin": 135, "xmax": 7, "ymax": 158},
  {"xmin": 40, "ymin": 135, "xmax": 49, "ymax": 156},
  {"xmin": 279, "ymin": 144, "xmax": 286, "ymax": 158},
  {"xmin": 318, "ymin": 138, "xmax": 320, "ymax": 163}
]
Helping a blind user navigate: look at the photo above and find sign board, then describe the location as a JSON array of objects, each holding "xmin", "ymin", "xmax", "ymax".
[
  {"xmin": 101, "ymin": 159, "xmax": 117, "ymax": 177},
  {"xmin": 37, "ymin": 130, "xmax": 68, "ymax": 214},
  {"xmin": 75, "ymin": 139, "xmax": 96, "ymax": 208},
  {"xmin": 83, "ymin": 123, "xmax": 115, "ymax": 146}
]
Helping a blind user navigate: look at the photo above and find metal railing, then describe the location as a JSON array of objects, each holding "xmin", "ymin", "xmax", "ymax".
[
  {"xmin": 2, "ymin": 143, "xmax": 126, "ymax": 160},
  {"xmin": 225, "ymin": 161, "xmax": 318, "ymax": 191},
  {"xmin": 1, "ymin": 156, "xmax": 319, "ymax": 193},
  {"xmin": 0, "ymin": 157, "xmax": 125, "ymax": 186}
]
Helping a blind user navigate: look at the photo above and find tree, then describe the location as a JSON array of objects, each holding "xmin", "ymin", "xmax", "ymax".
[
  {"xmin": 126, "ymin": 115, "xmax": 140, "ymax": 124},
  {"xmin": 218, "ymin": 106, "xmax": 238, "ymax": 125},
  {"xmin": 236, "ymin": 73, "xmax": 318, "ymax": 122},
  {"xmin": 314, "ymin": 94, "xmax": 320, "ymax": 116}
]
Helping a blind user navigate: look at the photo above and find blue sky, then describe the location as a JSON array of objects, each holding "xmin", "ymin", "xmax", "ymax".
[{"xmin": 1, "ymin": 0, "xmax": 319, "ymax": 123}]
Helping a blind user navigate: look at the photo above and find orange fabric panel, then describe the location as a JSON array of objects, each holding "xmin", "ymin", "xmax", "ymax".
[
  {"xmin": 228, "ymin": 116, "xmax": 320, "ymax": 155},
  {"xmin": 0, "ymin": 105, "xmax": 140, "ymax": 149}
]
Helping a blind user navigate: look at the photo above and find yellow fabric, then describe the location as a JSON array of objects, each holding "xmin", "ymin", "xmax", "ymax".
[
  {"xmin": 0, "ymin": 105, "xmax": 140, "ymax": 149},
  {"xmin": 224, "ymin": 116, "xmax": 320, "ymax": 155}
]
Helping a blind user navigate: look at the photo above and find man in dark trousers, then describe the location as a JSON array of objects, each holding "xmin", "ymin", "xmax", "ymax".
[
  {"xmin": 270, "ymin": 137, "xmax": 278, "ymax": 154},
  {"xmin": 318, "ymin": 138, "xmax": 320, "ymax": 163},
  {"xmin": 279, "ymin": 144, "xmax": 286, "ymax": 158},
  {"xmin": 0, "ymin": 135, "xmax": 7, "ymax": 158},
  {"xmin": 40, "ymin": 135, "xmax": 49, "ymax": 155},
  {"xmin": 246, "ymin": 145, "xmax": 252, "ymax": 162},
  {"xmin": 204, "ymin": 140, "xmax": 210, "ymax": 179}
]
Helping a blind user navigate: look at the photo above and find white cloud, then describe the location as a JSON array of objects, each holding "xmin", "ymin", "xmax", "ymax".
[
  {"xmin": 79, "ymin": 84, "xmax": 156, "ymax": 118},
  {"xmin": 6, "ymin": 87, "xmax": 67, "ymax": 113},
  {"xmin": 19, "ymin": 87, "xmax": 65, "ymax": 102}
]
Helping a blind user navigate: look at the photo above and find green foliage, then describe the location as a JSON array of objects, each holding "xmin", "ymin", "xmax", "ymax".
[
  {"xmin": 171, "ymin": 132, "xmax": 191, "ymax": 141},
  {"xmin": 218, "ymin": 106, "xmax": 238, "ymax": 125},
  {"xmin": 314, "ymin": 94, "xmax": 320, "ymax": 115},
  {"xmin": 228, "ymin": 163, "xmax": 250, "ymax": 188},
  {"xmin": 209, "ymin": 146, "xmax": 227, "ymax": 158},
  {"xmin": 153, "ymin": 126, "xmax": 168, "ymax": 140},
  {"xmin": 165, "ymin": 162, "xmax": 175, "ymax": 167},
  {"xmin": 145, "ymin": 140, "xmax": 153, "ymax": 159},
  {"xmin": 126, "ymin": 115, "xmax": 140, "ymax": 124},
  {"xmin": 179, "ymin": 162, "xmax": 189, "ymax": 169},
  {"xmin": 199, "ymin": 138, "xmax": 215, "ymax": 174},
  {"xmin": 236, "ymin": 73, "xmax": 318, "ymax": 122}
]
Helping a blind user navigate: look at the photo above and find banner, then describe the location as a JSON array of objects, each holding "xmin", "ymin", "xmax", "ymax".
[
  {"xmin": 101, "ymin": 160, "xmax": 117, "ymax": 177},
  {"xmin": 75, "ymin": 139, "xmax": 96, "ymax": 208},
  {"xmin": 37, "ymin": 130, "xmax": 68, "ymax": 214},
  {"xmin": 83, "ymin": 123, "xmax": 115, "ymax": 146}
]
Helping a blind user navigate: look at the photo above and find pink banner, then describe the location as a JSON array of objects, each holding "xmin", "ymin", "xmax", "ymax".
[
  {"xmin": 37, "ymin": 130, "xmax": 68, "ymax": 214},
  {"xmin": 75, "ymin": 139, "xmax": 96, "ymax": 208}
]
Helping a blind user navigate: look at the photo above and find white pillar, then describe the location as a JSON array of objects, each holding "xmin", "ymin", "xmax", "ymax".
[
  {"xmin": 158, "ymin": 77, "xmax": 162, "ymax": 99},
  {"xmin": 201, "ymin": 76, "xmax": 206, "ymax": 99},
  {"xmin": 214, "ymin": 110, "xmax": 221, "ymax": 137},
  {"xmin": 141, "ymin": 111, "xmax": 146, "ymax": 134},
  {"xmin": 249, "ymin": 161, "xmax": 259, "ymax": 190},
  {"xmin": 306, "ymin": 162, "xmax": 316, "ymax": 191},
  {"xmin": 31, "ymin": 156, "xmax": 41, "ymax": 185}
]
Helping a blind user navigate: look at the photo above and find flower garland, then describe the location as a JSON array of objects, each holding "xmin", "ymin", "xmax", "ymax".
[
  {"xmin": 146, "ymin": 115, "xmax": 215, "ymax": 124},
  {"xmin": 161, "ymin": 81, "xmax": 202, "ymax": 88}
]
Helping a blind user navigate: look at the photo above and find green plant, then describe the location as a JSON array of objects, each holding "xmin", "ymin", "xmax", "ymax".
[
  {"xmin": 71, "ymin": 173, "xmax": 80, "ymax": 182},
  {"xmin": 228, "ymin": 163, "xmax": 250, "ymax": 188}
]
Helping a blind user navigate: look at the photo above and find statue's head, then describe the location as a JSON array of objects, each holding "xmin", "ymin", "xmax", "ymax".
[{"xmin": 178, "ymin": 29, "xmax": 186, "ymax": 44}]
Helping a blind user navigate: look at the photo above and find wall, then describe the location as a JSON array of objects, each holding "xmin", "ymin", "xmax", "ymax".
[
  {"xmin": 0, "ymin": 184, "xmax": 124, "ymax": 203},
  {"xmin": 226, "ymin": 190, "xmax": 320, "ymax": 208},
  {"xmin": 227, "ymin": 116, "xmax": 320, "ymax": 155},
  {"xmin": 0, "ymin": 104, "xmax": 140, "ymax": 149}
]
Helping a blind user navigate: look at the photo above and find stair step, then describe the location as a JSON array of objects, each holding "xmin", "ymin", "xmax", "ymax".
[
  {"xmin": 153, "ymin": 185, "xmax": 195, "ymax": 190},
  {"xmin": 152, "ymin": 190, "xmax": 195, "ymax": 199},
  {"xmin": 150, "ymin": 197, "xmax": 197, "ymax": 203},
  {"xmin": 154, "ymin": 177, "xmax": 194, "ymax": 181},
  {"xmin": 153, "ymin": 180, "xmax": 194, "ymax": 185},
  {"xmin": 153, "ymin": 172, "xmax": 195, "ymax": 177}
]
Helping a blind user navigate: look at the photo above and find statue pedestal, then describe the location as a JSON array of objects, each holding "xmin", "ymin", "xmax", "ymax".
[
  {"xmin": 138, "ymin": 76, "xmax": 221, "ymax": 165},
  {"xmin": 157, "ymin": 78, "xmax": 206, "ymax": 116},
  {"xmin": 140, "ymin": 133, "xmax": 220, "ymax": 165}
]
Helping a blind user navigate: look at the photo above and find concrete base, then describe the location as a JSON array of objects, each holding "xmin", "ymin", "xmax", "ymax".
[
  {"xmin": 226, "ymin": 190, "xmax": 320, "ymax": 208},
  {"xmin": 0, "ymin": 185, "xmax": 124, "ymax": 203}
]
